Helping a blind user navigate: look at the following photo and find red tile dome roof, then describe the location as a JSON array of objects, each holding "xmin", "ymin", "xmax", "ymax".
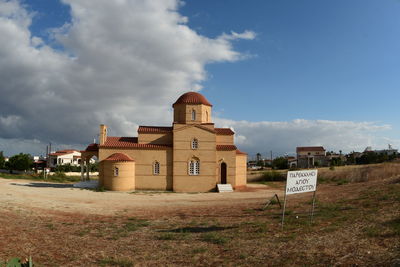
[
  {"xmin": 104, "ymin": 153, "xmax": 134, "ymax": 162},
  {"xmin": 172, "ymin": 92, "xmax": 212, "ymax": 107}
]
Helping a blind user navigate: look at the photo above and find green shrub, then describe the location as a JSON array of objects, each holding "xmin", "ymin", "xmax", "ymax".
[{"xmin": 260, "ymin": 171, "xmax": 286, "ymax": 182}]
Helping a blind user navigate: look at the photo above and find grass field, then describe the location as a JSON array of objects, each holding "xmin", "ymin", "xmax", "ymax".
[
  {"xmin": 0, "ymin": 172, "xmax": 83, "ymax": 183},
  {"xmin": 0, "ymin": 163, "xmax": 399, "ymax": 266}
]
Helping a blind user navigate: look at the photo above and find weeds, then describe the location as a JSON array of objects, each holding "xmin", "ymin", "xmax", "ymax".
[
  {"xmin": 98, "ymin": 257, "xmax": 134, "ymax": 267},
  {"xmin": 200, "ymin": 232, "xmax": 229, "ymax": 245}
]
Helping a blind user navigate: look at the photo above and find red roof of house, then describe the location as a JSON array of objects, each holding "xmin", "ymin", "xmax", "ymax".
[
  {"xmin": 101, "ymin": 137, "xmax": 171, "ymax": 149},
  {"xmin": 104, "ymin": 153, "xmax": 134, "ymax": 162},
  {"xmin": 215, "ymin": 128, "xmax": 234, "ymax": 135},
  {"xmin": 138, "ymin": 126, "xmax": 173, "ymax": 133},
  {"xmin": 58, "ymin": 149, "xmax": 77, "ymax": 153},
  {"xmin": 216, "ymin": 145, "xmax": 237, "ymax": 151},
  {"xmin": 49, "ymin": 152, "xmax": 65, "ymax": 156},
  {"xmin": 236, "ymin": 149, "xmax": 247, "ymax": 155},
  {"xmin": 49, "ymin": 149, "xmax": 78, "ymax": 156},
  {"xmin": 84, "ymin": 143, "xmax": 99, "ymax": 152},
  {"xmin": 172, "ymin": 92, "xmax": 212, "ymax": 107},
  {"xmin": 296, "ymin": 146, "xmax": 326, "ymax": 153}
]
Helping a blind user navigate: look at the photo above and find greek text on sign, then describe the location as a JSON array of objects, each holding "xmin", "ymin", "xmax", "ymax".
[{"xmin": 285, "ymin": 170, "xmax": 318, "ymax": 195}]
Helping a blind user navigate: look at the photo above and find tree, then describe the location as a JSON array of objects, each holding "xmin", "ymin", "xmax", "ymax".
[
  {"xmin": 272, "ymin": 157, "xmax": 288, "ymax": 170},
  {"xmin": 8, "ymin": 153, "xmax": 33, "ymax": 172},
  {"xmin": 0, "ymin": 151, "xmax": 5, "ymax": 169}
]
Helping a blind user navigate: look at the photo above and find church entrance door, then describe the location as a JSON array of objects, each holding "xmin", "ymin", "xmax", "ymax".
[{"xmin": 221, "ymin": 162, "xmax": 227, "ymax": 184}]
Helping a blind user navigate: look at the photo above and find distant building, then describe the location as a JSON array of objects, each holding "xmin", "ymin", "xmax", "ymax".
[
  {"xmin": 366, "ymin": 144, "xmax": 398, "ymax": 156},
  {"xmin": 287, "ymin": 156, "xmax": 297, "ymax": 168},
  {"xmin": 296, "ymin": 146, "xmax": 328, "ymax": 168},
  {"xmin": 33, "ymin": 156, "xmax": 47, "ymax": 171},
  {"xmin": 48, "ymin": 149, "xmax": 92, "ymax": 169}
]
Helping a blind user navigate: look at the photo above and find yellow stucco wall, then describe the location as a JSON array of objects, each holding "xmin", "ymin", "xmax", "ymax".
[
  {"xmin": 99, "ymin": 148, "xmax": 173, "ymax": 190},
  {"xmin": 235, "ymin": 154, "xmax": 247, "ymax": 188},
  {"xmin": 216, "ymin": 150, "xmax": 236, "ymax": 184},
  {"xmin": 138, "ymin": 132, "xmax": 172, "ymax": 145},
  {"xmin": 172, "ymin": 123, "xmax": 217, "ymax": 192},
  {"xmin": 102, "ymin": 161, "xmax": 135, "ymax": 191},
  {"xmin": 173, "ymin": 104, "xmax": 211, "ymax": 124},
  {"xmin": 216, "ymin": 135, "xmax": 234, "ymax": 145}
]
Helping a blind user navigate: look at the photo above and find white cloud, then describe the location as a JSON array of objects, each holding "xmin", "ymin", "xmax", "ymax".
[
  {"xmin": 214, "ymin": 118, "xmax": 397, "ymax": 158},
  {"xmin": 0, "ymin": 0, "xmax": 397, "ymax": 159},
  {"xmin": 219, "ymin": 30, "xmax": 256, "ymax": 41},
  {"xmin": 0, "ymin": 0, "xmax": 254, "ymax": 154}
]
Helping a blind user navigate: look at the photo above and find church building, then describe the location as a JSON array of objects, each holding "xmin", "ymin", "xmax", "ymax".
[{"xmin": 81, "ymin": 92, "xmax": 247, "ymax": 192}]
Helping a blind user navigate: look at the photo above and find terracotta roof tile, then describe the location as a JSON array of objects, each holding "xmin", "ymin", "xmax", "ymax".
[
  {"xmin": 104, "ymin": 153, "xmax": 134, "ymax": 162},
  {"xmin": 138, "ymin": 126, "xmax": 172, "ymax": 133},
  {"xmin": 101, "ymin": 137, "xmax": 171, "ymax": 149},
  {"xmin": 236, "ymin": 149, "xmax": 247, "ymax": 155},
  {"xmin": 49, "ymin": 149, "xmax": 79, "ymax": 156},
  {"xmin": 85, "ymin": 143, "xmax": 99, "ymax": 152},
  {"xmin": 172, "ymin": 92, "xmax": 212, "ymax": 107},
  {"xmin": 215, "ymin": 128, "xmax": 234, "ymax": 135},
  {"xmin": 58, "ymin": 149, "xmax": 77, "ymax": 153},
  {"xmin": 49, "ymin": 152, "xmax": 65, "ymax": 156},
  {"xmin": 296, "ymin": 146, "xmax": 325, "ymax": 152},
  {"xmin": 216, "ymin": 145, "xmax": 237, "ymax": 151}
]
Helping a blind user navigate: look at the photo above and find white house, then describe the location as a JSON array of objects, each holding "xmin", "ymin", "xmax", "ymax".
[{"xmin": 48, "ymin": 149, "xmax": 92, "ymax": 168}]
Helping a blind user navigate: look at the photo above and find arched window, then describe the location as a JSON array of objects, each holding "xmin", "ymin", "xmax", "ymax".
[
  {"xmin": 189, "ymin": 158, "xmax": 200, "ymax": 175},
  {"xmin": 206, "ymin": 111, "xmax": 209, "ymax": 122},
  {"xmin": 191, "ymin": 138, "xmax": 198, "ymax": 149},
  {"xmin": 114, "ymin": 167, "xmax": 119, "ymax": 176},
  {"xmin": 153, "ymin": 161, "xmax": 160, "ymax": 175},
  {"xmin": 191, "ymin": 109, "xmax": 196, "ymax": 121}
]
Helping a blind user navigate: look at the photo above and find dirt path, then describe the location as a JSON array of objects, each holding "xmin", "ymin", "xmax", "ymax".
[{"xmin": 0, "ymin": 178, "xmax": 279, "ymax": 216}]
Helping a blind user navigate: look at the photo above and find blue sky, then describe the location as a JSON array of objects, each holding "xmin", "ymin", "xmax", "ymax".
[
  {"xmin": 0, "ymin": 0, "xmax": 399, "ymax": 157},
  {"xmin": 181, "ymin": 1, "xmax": 400, "ymax": 123}
]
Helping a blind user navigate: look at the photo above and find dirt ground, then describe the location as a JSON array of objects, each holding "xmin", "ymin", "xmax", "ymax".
[
  {"xmin": 0, "ymin": 176, "xmax": 399, "ymax": 266},
  {"xmin": 0, "ymin": 179, "xmax": 277, "ymax": 216}
]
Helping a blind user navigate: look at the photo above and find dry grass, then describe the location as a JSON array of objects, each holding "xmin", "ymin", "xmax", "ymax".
[
  {"xmin": 249, "ymin": 162, "xmax": 400, "ymax": 185},
  {"xmin": 319, "ymin": 162, "xmax": 400, "ymax": 184},
  {"xmin": 0, "ymin": 164, "xmax": 399, "ymax": 266}
]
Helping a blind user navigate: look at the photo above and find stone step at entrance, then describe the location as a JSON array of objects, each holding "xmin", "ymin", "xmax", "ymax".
[{"xmin": 217, "ymin": 184, "xmax": 233, "ymax": 193}]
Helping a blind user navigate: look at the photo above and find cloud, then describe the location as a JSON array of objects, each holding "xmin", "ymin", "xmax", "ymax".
[
  {"xmin": 0, "ymin": 0, "xmax": 254, "ymax": 155},
  {"xmin": 214, "ymin": 118, "xmax": 397, "ymax": 158},
  {"xmin": 0, "ymin": 0, "xmax": 397, "ymax": 159},
  {"xmin": 219, "ymin": 30, "xmax": 256, "ymax": 41}
]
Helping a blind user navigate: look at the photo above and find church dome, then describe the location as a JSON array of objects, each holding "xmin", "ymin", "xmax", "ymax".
[
  {"xmin": 172, "ymin": 92, "xmax": 212, "ymax": 107},
  {"xmin": 104, "ymin": 153, "xmax": 134, "ymax": 162}
]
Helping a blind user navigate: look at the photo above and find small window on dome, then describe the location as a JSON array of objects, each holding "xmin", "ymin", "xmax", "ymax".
[
  {"xmin": 191, "ymin": 110, "xmax": 196, "ymax": 121},
  {"xmin": 114, "ymin": 167, "xmax": 119, "ymax": 176}
]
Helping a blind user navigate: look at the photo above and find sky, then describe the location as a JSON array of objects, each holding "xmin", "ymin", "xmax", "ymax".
[{"xmin": 0, "ymin": 0, "xmax": 399, "ymax": 159}]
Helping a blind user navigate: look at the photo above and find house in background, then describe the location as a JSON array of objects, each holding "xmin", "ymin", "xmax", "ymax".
[
  {"xmin": 33, "ymin": 156, "xmax": 47, "ymax": 171},
  {"xmin": 48, "ymin": 149, "xmax": 94, "ymax": 169},
  {"xmin": 287, "ymin": 156, "xmax": 297, "ymax": 168},
  {"xmin": 366, "ymin": 144, "xmax": 398, "ymax": 156},
  {"xmin": 296, "ymin": 146, "xmax": 328, "ymax": 168}
]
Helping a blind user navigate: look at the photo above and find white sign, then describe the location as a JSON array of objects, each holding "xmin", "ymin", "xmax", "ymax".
[{"xmin": 285, "ymin": 170, "xmax": 318, "ymax": 195}]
